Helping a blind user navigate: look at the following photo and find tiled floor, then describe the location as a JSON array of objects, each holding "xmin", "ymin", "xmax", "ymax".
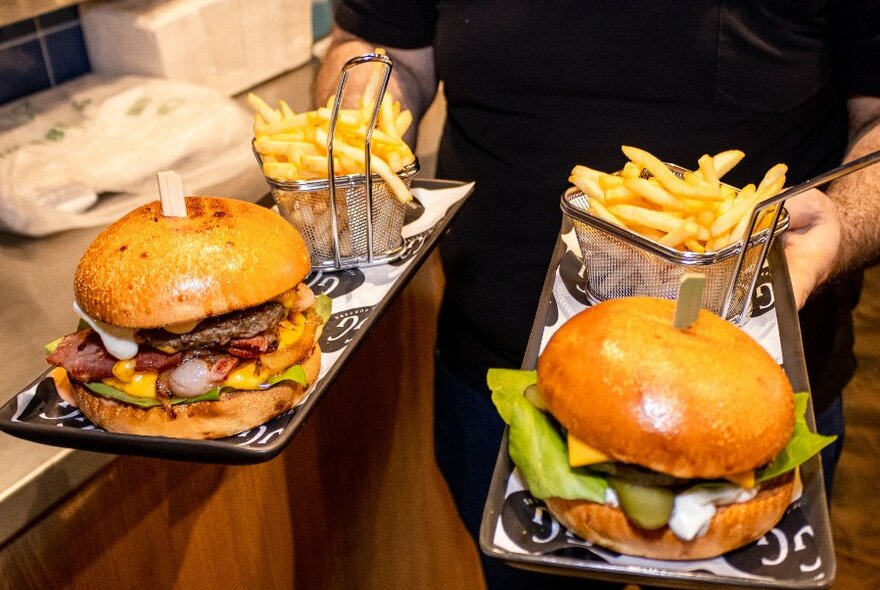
[{"xmin": 830, "ymin": 264, "xmax": 880, "ymax": 589}]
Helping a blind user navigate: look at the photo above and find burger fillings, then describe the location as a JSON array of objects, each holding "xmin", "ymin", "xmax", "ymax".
[
  {"xmin": 45, "ymin": 196, "xmax": 330, "ymax": 440},
  {"xmin": 489, "ymin": 296, "xmax": 835, "ymax": 560}
]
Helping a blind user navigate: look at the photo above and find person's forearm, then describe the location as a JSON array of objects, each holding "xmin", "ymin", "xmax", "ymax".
[
  {"xmin": 827, "ymin": 96, "xmax": 880, "ymax": 274},
  {"xmin": 313, "ymin": 26, "xmax": 438, "ymax": 144}
]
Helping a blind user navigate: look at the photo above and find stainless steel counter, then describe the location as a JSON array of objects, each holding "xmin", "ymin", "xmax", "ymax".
[{"xmin": 0, "ymin": 59, "xmax": 444, "ymax": 545}]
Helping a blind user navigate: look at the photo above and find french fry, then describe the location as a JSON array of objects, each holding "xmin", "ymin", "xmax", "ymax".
[
  {"xmin": 263, "ymin": 162, "xmax": 298, "ymax": 181},
  {"xmin": 684, "ymin": 238, "xmax": 706, "ymax": 253},
  {"xmin": 620, "ymin": 161, "xmax": 643, "ymax": 179},
  {"xmin": 625, "ymin": 177, "xmax": 691, "ymax": 212},
  {"xmin": 710, "ymin": 184, "xmax": 757, "ymax": 237},
  {"xmin": 327, "ymin": 135, "xmax": 411, "ymax": 203},
  {"xmin": 609, "ymin": 204, "xmax": 685, "ymax": 234},
  {"xmin": 659, "ymin": 220, "xmax": 699, "ymax": 248},
  {"xmin": 598, "ymin": 173, "xmax": 626, "ymax": 191},
  {"xmin": 728, "ymin": 177, "xmax": 786, "ymax": 245},
  {"xmin": 569, "ymin": 174, "xmax": 604, "ymax": 202},
  {"xmin": 697, "ymin": 154, "xmax": 720, "ymax": 190},
  {"xmin": 603, "ymin": 184, "xmax": 639, "ymax": 205},
  {"xmin": 278, "ymin": 99, "xmax": 295, "ymax": 119},
  {"xmin": 629, "ymin": 224, "xmax": 667, "ymax": 242},
  {"xmin": 712, "ymin": 150, "xmax": 745, "ymax": 178},
  {"xmin": 626, "ymin": 151, "xmax": 722, "ymax": 202},
  {"xmin": 571, "ymin": 165, "xmax": 604, "ymax": 182},
  {"xmin": 247, "ymin": 93, "xmax": 281, "ymax": 123},
  {"xmin": 695, "ymin": 209, "xmax": 715, "ymax": 227},
  {"xmin": 588, "ymin": 198, "xmax": 625, "ymax": 227},
  {"xmin": 249, "ymin": 62, "xmax": 417, "ymax": 204},
  {"xmin": 254, "ymin": 137, "xmax": 294, "ymax": 157},
  {"xmin": 570, "ymin": 146, "xmax": 787, "ymax": 253},
  {"xmin": 756, "ymin": 163, "xmax": 788, "ymax": 194}
]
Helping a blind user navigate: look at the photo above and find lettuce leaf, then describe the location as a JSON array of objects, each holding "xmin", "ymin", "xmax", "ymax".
[
  {"xmin": 44, "ymin": 337, "xmax": 63, "ymax": 355},
  {"xmin": 267, "ymin": 364, "xmax": 307, "ymax": 386},
  {"xmin": 756, "ymin": 392, "xmax": 836, "ymax": 482},
  {"xmin": 173, "ymin": 387, "xmax": 222, "ymax": 404},
  {"xmin": 84, "ymin": 382, "xmax": 221, "ymax": 407},
  {"xmin": 488, "ymin": 368, "xmax": 607, "ymax": 502},
  {"xmin": 315, "ymin": 293, "xmax": 332, "ymax": 324},
  {"xmin": 85, "ymin": 382, "xmax": 163, "ymax": 407}
]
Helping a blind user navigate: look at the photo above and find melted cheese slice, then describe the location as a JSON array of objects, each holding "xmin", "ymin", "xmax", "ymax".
[
  {"xmin": 568, "ymin": 432, "xmax": 611, "ymax": 467},
  {"xmin": 277, "ymin": 313, "xmax": 305, "ymax": 348},
  {"xmin": 103, "ymin": 371, "xmax": 158, "ymax": 398},
  {"xmin": 724, "ymin": 470, "xmax": 756, "ymax": 489},
  {"xmin": 224, "ymin": 315, "xmax": 308, "ymax": 390},
  {"xmin": 224, "ymin": 361, "xmax": 267, "ymax": 390}
]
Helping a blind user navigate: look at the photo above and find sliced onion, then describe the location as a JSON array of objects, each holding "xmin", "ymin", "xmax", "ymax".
[
  {"xmin": 293, "ymin": 283, "xmax": 316, "ymax": 312},
  {"xmin": 167, "ymin": 359, "xmax": 216, "ymax": 398}
]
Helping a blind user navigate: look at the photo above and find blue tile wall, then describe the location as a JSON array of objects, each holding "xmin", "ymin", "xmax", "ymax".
[
  {"xmin": 0, "ymin": 6, "xmax": 91, "ymax": 106},
  {"xmin": 312, "ymin": 0, "xmax": 332, "ymax": 40}
]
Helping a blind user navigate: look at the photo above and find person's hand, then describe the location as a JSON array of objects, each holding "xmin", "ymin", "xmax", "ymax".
[{"xmin": 780, "ymin": 188, "xmax": 841, "ymax": 308}]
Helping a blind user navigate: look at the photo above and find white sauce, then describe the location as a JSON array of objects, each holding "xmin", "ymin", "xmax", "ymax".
[
  {"xmin": 73, "ymin": 301, "xmax": 139, "ymax": 360},
  {"xmin": 668, "ymin": 484, "xmax": 758, "ymax": 541},
  {"xmin": 604, "ymin": 485, "xmax": 619, "ymax": 507}
]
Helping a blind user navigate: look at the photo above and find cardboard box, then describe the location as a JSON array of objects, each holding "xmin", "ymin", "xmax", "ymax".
[{"xmin": 81, "ymin": 0, "xmax": 313, "ymax": 96}]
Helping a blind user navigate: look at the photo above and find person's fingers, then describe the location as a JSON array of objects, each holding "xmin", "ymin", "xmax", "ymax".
[{"xmin": 780, "ymin": 189, "xmax": 841, "ymax": 309}]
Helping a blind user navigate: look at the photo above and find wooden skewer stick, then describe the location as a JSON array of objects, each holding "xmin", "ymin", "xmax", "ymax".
[
  {"xmin": 674, "ymin": 273, "xmax": 707, "ymax": 329},
  {"xmin": 157, "ymin": 170, "xmax": 187, "ymax": 217}
]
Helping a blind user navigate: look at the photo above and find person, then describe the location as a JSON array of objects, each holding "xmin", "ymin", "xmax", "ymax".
[{"xmin": 315, "ymin": 2, "xmax": 880, "ymax": 588}]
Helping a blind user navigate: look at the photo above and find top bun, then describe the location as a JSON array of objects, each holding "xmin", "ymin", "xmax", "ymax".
[
  {"xmin": 74, "ymin": 196, "xmax": 311, "ymax": 328},
  {"xmin": 537, "ymin": 296, "xmax": 795, "ymax": 479}
]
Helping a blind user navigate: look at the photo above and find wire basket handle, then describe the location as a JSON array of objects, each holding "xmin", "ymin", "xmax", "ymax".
[
  {"xmin": 722, "ymin": 148, "xmax": 880, "ymax": 318},
  {"xmin": 326, "ymin": 53, "xmax": 394, "ymax": 269}
]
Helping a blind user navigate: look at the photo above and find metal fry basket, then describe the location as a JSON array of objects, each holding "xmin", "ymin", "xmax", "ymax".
[
  {"xmin": 263, "ymin": 160, "xmax": 419, "ymax": 270},
  {"xmin": 561, "ymin": 164, "xmax": 789, "ymax": 324},
  {"xmin": 258, "ymin": 53, "xmax": 419, "ymax": 271}
]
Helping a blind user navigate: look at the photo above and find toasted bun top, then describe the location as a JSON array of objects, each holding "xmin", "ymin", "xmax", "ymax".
[
  {"xmin": 537, "ymin": 297, "xmax": 795, "ymax": 479},
  {"xmin": 74, "ymin": 197, "xmax": 311, "ymax": 328}
]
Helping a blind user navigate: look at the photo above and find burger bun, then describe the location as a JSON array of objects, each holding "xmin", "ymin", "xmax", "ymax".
[
  {"xmin": 545, "ymin": 470, "xmax": 795, "ymax": 560},
  {"xmin": 74, "ymin": 196, "xmax": 311, "ymax": 328},
  {"xmin": 537, "ymin": 296, "xmax": 795, "ymax": 480}
]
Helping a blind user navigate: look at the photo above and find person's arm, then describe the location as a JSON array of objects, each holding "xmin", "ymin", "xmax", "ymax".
[
  {"xmin": 783, "ymin": 95, "xmax": 880, "ymax": 308},
  {"xmin": 828, "ymin": 96, "xmax": 880, "ymax": 271},
  {"xmin": 314, "ymin": 25, "xmax": 438, "ymax": 146}
]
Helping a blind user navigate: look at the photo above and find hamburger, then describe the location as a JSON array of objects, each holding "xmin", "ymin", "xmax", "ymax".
[
  {"xmin": 489, "ymin": 296, "xmax": 834, "ymax": 560},
  {"xmin": 45, "ymin": 196, "xmax": 329, "ymax": 440}
]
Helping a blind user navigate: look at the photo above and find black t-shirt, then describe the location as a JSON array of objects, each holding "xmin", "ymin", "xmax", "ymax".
[{"xmin": 335, "ymin": 1, "xmax": 880, "ymax": 412}]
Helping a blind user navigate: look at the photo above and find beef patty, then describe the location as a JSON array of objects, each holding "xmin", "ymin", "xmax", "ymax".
[{"xmin": 139, "ymin": 301, "xmax": 288, "ymax": 351}]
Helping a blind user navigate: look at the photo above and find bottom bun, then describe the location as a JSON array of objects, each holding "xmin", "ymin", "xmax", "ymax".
[
  {"xmin": 72, "ymin": 345, "xmax": 321, "ymax": 440},
  {"xmin": 545, "ymin": 470, "xmax": 795, "ymax": 560}
]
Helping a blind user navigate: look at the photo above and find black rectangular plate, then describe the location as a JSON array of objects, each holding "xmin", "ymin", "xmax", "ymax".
[
  {"xmin": 479, "ymin": 220, "xmax": 835, "ymax": 589},
  {"xmin": 0, "ymin": 179, "xmax": 474, "ymax": 465}
]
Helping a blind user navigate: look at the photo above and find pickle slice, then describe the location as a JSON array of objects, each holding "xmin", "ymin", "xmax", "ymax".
[
  {"xmin": 523, "ymin": 383, "xmax": 549, "ymax": 411},
  {"xmin": 609, "ymin": 477, "xmax": 674, "ymax": 530}
]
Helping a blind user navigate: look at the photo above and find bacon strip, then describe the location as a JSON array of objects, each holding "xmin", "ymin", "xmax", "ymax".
[
  {"xmin": 47, "ymin": 329, "xmax": 185, "ymax": 382},
  {"xmin": 47, "ymin": 330, "xmax": 116, "ymax": 382},
  {"xmin": 223, "ymin": 333, "xmax": 276, "ymax": 358},
  {"xmin": 135, "ymin": 350, "xmax": 184, "ymax": 372}
]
